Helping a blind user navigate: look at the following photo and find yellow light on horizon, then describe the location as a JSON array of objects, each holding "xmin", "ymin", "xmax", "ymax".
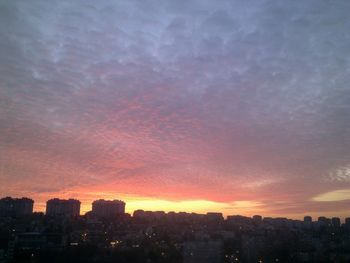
[
  {"xmin": 33, "ymin": 190, "xmax": 263, "ymax": 216},
  {"xmin": 125, "ymin": 199, "xmax": 227, "ymax": 213},
  {"xmin": 312, "ymin": 189, "xmax": 350, "ymax": 202}
]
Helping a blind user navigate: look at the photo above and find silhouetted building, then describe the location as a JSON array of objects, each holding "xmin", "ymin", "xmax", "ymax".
[
  {"xmin": 91, "ymin": 199, "xmax": 125, "ymax": 218},
  {"xmin": 0, "ymin": 197, "xmax": 34, "ymax": 216},
  {"xmin": 227, "ymin": 215, "xmax": 252, "ymax": 225},
  {"xmin": 133, "ymin": 209, "xmax": 146, "ymax": 218},
  {"xmin": 46, "ymin": 198, "xmax": 80, "ymax": 217},
  {"xmin": 252, "ymin": 215, "xmax": 262, "ymax": 223},
  {"xmin": 2, "ymin": 201, "xmax": 350, "ymax": 263},
  {"xmin": 318, "ymin": 216, "xmax": 331, "ymax": 226},
  {"xmin": 331, "ymin": 217, "xmax": 341, "ymax": 228},
  {"xmin": 263, "ymin": 217, "xmax": 273, "ymax": 224},
  {"xmin": 345, "ymin": 217, "xmax": 350, "ymax": 230},
  {"xmin": 304, "ymin": 216, "xmax": 312, "ymax": 223},
  {"xmin": 205, "ymin": 212, "xmax": 224, "ymax": 222},
  {"xmin": 345, "ymin": 217, "xmax": 350, "ymax": 225},
  {"xmin": 133, "ymin": 210, "xmax": 170, "ymax": 221}
]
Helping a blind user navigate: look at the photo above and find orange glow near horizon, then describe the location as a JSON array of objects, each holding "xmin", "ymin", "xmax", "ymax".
[
  {"xmin": 33, "ymin": 195, "xmax": 231, "ymax": 215},
  {"xmin": 6, "ymin": 180, "xmax": 350, "ymax": 221},
  {"xmin": 29, "ymin": 188, "xmax": 264, "ymax": 217},
  {"xmin": 26, "ymin": 188, "xmax": 350, "ymax": 221}
]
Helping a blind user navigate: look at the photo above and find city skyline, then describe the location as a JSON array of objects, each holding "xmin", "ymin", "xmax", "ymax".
[
  {"xmin": 1, "ymin": 195, "xmax": 349, "ymax": 223},
  {"xmin": 1, "ymin": 1, "xmax": 350, "ymax": 220},
  {"xmin": 2, "ymin": 195, "xmax": 350, "ymax": 263}
]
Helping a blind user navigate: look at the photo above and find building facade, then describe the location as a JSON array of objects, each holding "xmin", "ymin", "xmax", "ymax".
[
  {"xmin": 46, "ymin": 198, "xmax": 80, "ymax": 217},
  {"xmin": 92, "ymin": 199, "xmax": 125, "ymax": 218},
  {"xmin": 0, "ymin": 197, "xmax": 34, "ymax": 216}
]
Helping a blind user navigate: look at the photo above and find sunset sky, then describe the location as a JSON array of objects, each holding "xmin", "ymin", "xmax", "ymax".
[{"xmin": 1, "ymin": 0, "xmax": 350, "ymax": 219}]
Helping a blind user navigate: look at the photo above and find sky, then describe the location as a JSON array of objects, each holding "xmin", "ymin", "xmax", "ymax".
[{"xmin": 1, "ymin": 0, "xmax": 350, "ymax": 219}]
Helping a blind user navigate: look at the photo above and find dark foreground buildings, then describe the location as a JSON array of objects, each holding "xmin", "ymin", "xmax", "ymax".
[
  {"xmin": 46, "ymin": 198, "xmax": 81, "ymax": 217},
  {"xmin": 0, "ymin": 197, "xmax": 33, "ymax": 217},
  {"xmin": 91, "ymin": 199, "xmax": 125, "ymax": 218},
  {"xmin": 1, "ymin": 197, "xmax": 350, "ymax": 263}
]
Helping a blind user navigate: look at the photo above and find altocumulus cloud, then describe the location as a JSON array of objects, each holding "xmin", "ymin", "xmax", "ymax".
[{"xmin": 1, "ymin": 0, "xmax": 350, "ymax": 216}]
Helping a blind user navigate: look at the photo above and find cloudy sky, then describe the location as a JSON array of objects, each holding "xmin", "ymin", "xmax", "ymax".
[{"xmin": 1, "ymin": 0, "xmax": 350, "ymax": 218}]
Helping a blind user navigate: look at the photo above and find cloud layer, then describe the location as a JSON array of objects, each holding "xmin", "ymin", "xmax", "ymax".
[{"xmin": 1, "ymin": 0, "xmax": 350, "ymax": 217}]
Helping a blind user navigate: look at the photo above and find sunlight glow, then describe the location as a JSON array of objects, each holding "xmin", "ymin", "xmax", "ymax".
[{"xmin": 312, "ymin": 189, "xmax": 350, "ymax": 202}]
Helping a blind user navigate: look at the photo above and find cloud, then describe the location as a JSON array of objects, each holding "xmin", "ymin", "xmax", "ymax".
[
  {"xmin": 1, "ymin": 0, "xmax": 350, "ymax": 216},
  {"xmin": 312, "ymin": 189, "xmax": 350, "ymax": 202}
]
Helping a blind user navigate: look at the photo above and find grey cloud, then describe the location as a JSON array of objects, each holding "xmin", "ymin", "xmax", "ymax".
[{"xmin": 1, "ymin": 0, "xmax": 350, "ymax": 213}]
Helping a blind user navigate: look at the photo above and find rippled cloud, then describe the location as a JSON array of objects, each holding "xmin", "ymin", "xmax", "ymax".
[{"xmin": 1, "ymin": 0, "xmax": 350, "ymax": 217}]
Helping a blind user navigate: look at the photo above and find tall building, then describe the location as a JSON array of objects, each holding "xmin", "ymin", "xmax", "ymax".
[
  {"xmin": 318, "ymin": 216, "xmax": 331, "ymax": 226},
  {"xmin": 304, "ymin": 216, "xmax": 312, "ymax": 223},
  {"xmin": 0, "ymin": 197, "xmax": 34, "ymax": 216},
  {"xmin": 252, "ymin": 215, "xmax": 263, "ymax": 223},
  {"xmin": 46, "ymin": 198, "xmax": 80, "ymax": 217},
  {"xmin": 133, "ymin": 209, "xmax": 146, "ymax": 218},
  {"xmin": 345, "ymin": 217, "xmax": 350, "ymax": 225},
  {"xmin": 331, "ymin": 217, "xmax": 341, "ymax": 228},
  {"xmin": 91, "ymin": 199, "xmax": 125, "ymax": 218},
  {"xmin": 345, "ymin": 217, "xmax": 350, "ymax": 230}
]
